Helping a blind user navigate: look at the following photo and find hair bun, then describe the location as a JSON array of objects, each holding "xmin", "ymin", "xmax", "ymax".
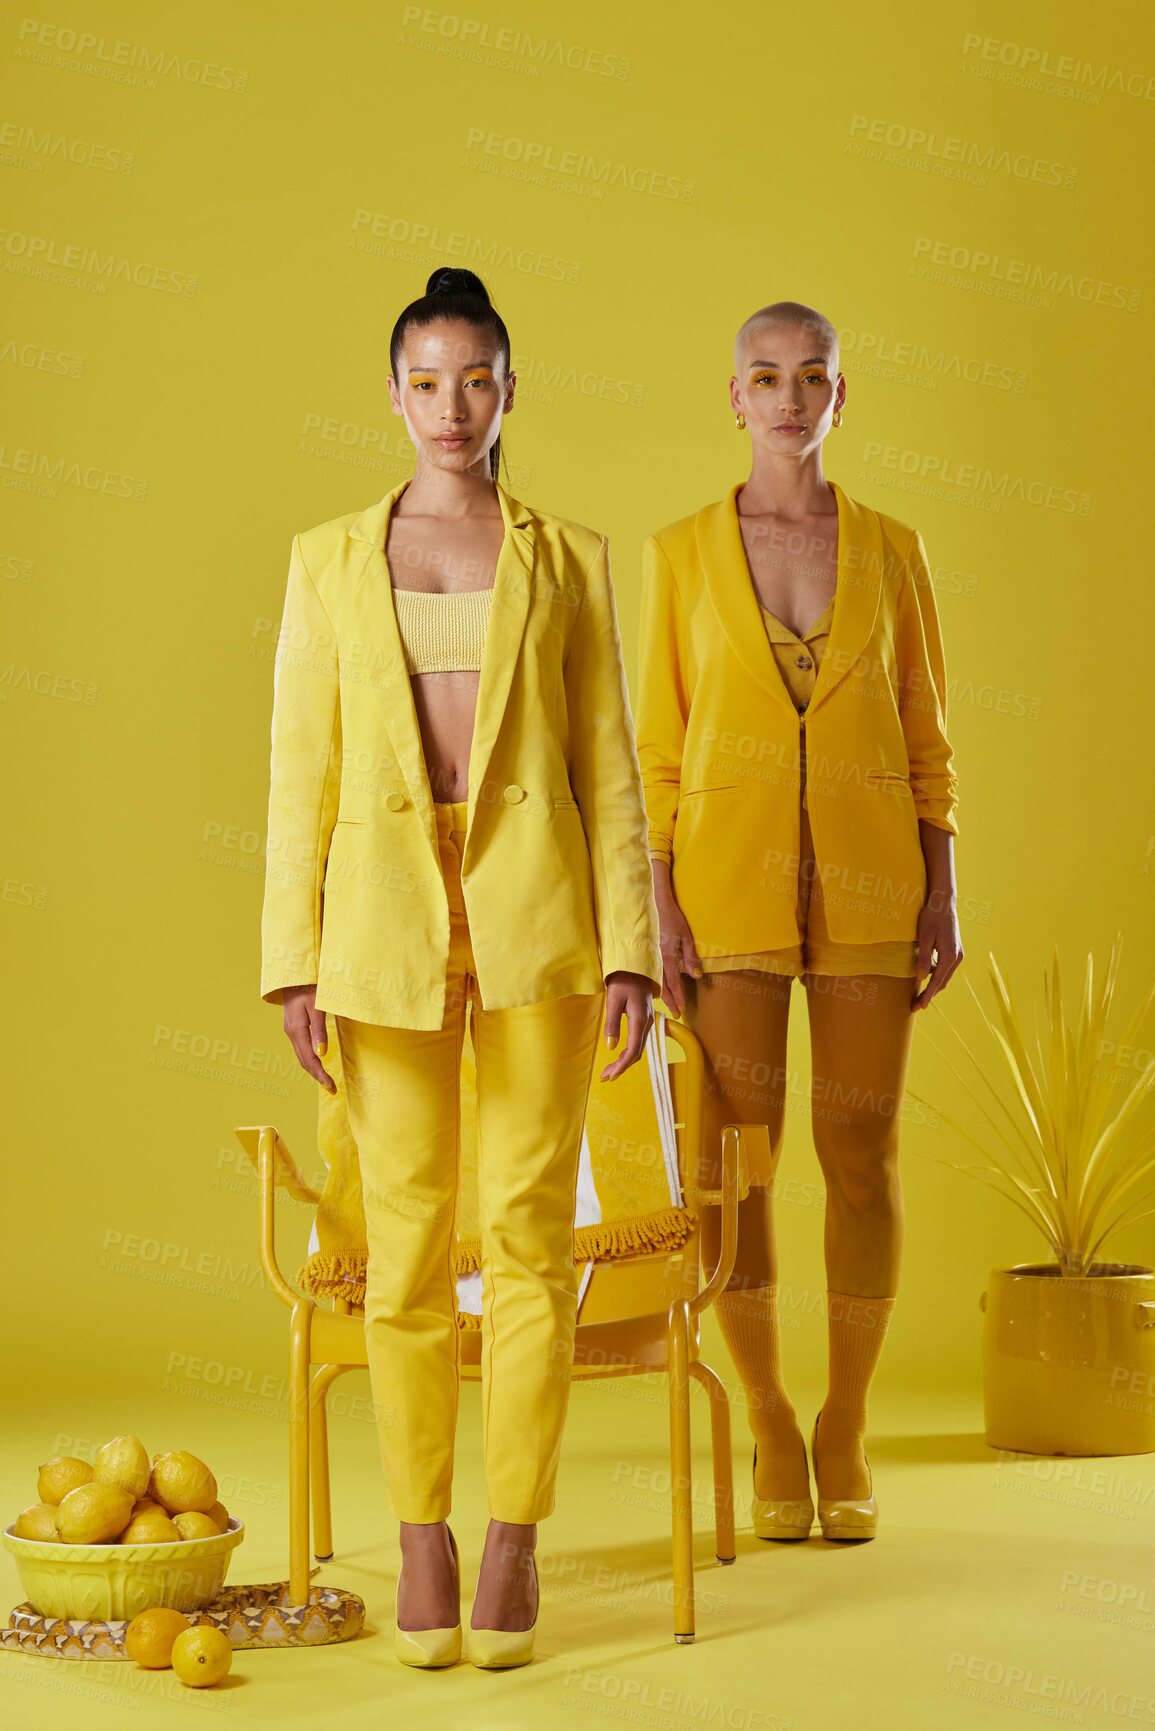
[{"xmin": 425, "ymin": 266, "xmax": 491, "ymax": 305}]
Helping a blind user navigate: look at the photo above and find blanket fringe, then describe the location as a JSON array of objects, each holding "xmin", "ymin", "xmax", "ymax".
[{"xmin": 296, "ymin": 1206, "xmax": 696, "ymax": 1308}]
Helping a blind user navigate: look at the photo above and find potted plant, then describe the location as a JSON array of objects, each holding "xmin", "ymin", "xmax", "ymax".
[{"xmin": 909, "ymin": 935, "xmax": 1155, "ymax": 1456}]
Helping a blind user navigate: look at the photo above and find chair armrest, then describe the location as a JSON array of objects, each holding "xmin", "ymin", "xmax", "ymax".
[
  {"xmin": 233, "ymin": 1124, "xmax": 318, "ymax": 1309},
  {"xmin": 689, "ymin": 1124, "xmax": 744, "ymax": 1319},
  {"xmin": 234, "ymin": 1125, "xmax": 321, "ymax": 1205}
]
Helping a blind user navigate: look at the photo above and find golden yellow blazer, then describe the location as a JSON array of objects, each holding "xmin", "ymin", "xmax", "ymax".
[
  {"xmin": 634, "ymin": 479, "xmax": 960, "ymax": 956},
  {"xmin": 260, "ymin": 478, "xmax": 662, "ymax": 1030}
]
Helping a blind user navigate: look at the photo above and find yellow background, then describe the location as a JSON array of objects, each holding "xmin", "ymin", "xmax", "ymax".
[{"xmin": 4, "ymin": 1, "xmax": 1155, "ymax": 1722}]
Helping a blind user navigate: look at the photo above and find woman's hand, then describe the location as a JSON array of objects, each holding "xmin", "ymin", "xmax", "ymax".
[
  {"xmin": 651, "ymin": 861, "xmax": 701, "ymax": 1018},
  {"xmin": 282, "ymin": 984, "xmax": 337, "ymax": 1094},
  {"xmin": 911, "ymin": 887, "xmax": 963, "ymax": 1011},
  {"xmin": 912, "ymin": 821, "xmax": 963, "ymax": 1011},
  {"xmin": 601, "ymin": 973, "xmax": 655, "ymax": 1081}
]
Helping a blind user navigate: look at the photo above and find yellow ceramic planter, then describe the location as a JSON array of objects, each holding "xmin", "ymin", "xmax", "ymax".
[
  {"xmin": 981, "ymin": 1262, "xmax": 1155, "ymax": 1455},
  {"xmin": 1, "ymin": 1516, "xmax": 245, "ymax": 1621}
]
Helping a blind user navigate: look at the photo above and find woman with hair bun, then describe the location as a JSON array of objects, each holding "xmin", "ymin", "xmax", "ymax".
[
  {"xmin": 260, "ymin": 266, "xmax": 661, "ymax": 1667},
  {"xmin": 635, "ymin": 300, "xmax": 962, "ymax": 1546}
]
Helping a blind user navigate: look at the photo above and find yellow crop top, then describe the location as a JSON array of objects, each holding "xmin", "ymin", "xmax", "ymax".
[
  {"xmin": 392, "ymin": 586, "xmax": 492, "ymax": 675},
  {"xmin": 759, "ymin": 595, "xmax": 835, "ymax": 713}
]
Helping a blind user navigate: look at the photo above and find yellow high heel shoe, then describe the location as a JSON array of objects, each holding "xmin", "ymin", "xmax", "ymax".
[
  {"xmin": 394, "ymin": 1524, "xmax": 462, "ymax": 1667},
  {"xmin": 468, "ymin": 1547, "xmax": 538, "ymax": 1669},
  {"xmin": 751, "ymin": 1439, "xmax": 814, "ymax": 1540},
  {"xmin": 811, "ymin": 1408, "xmax": 878, "ymax": 1541}
]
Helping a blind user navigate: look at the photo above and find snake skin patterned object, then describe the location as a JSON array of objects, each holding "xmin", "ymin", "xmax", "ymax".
[{"xmin": 0, "ymin": 1574, "xmax": 365, "ymax": 1659}]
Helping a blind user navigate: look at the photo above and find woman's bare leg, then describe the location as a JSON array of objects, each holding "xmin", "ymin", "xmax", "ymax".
[
  {"xmin": 682, "ymin": 968, "xmax": 810, "ymax": 1501},
  {"xmin": 805, "ymin": 972, "xmax": 916, "ymax": 1499}
]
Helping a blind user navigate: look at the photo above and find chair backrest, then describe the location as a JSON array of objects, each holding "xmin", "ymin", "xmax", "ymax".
[{"xmin": 659, "ymin": 1013, "xmax": 711, "ymax": 1307}]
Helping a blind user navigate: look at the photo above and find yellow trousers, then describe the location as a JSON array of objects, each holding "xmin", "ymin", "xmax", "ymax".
[{"xmin": 334, "ymin": 798, "xmax": 605, "ymax": 1525}]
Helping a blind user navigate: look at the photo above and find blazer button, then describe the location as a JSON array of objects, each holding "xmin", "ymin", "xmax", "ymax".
[
  {"xmin": 385, "ymin": 791, "xmax": 405, "ymax": 811},
  {"xmin": 503, "ymin": 783, "xmax": 525, "ymax": 804}
]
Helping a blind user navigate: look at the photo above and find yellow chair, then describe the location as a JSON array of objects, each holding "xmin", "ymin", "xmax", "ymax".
[{"xmin": 233, "ymin": 1012, "xmax": 749, "ymax": 1643}]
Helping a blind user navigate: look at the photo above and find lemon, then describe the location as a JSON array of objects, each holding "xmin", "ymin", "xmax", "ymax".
[
  {"xmin": 171, "ymin": 1624, "xmax": 232, "ymax": 1687},
  {"xmin": 37, "ymin": 1457, "xmax": 93, "ymax": 1505},
  {"xmin": 172, "ymin": 1511, "xmax": 221, "ymax": 1541},
  {"xmin": 207, "ymin": 1500, "xmax": 229, "ymax": 1532},
  {"xmin": 128, "ymin": 1497, "xmax": 166, "ymax": 1520},
  {"xmin": 125, "ymin": 1606, "xmax": 192, "ymax": 1668},
  {"xmin": 13, "ymin": 1503, "xmax": 62, "ymax": 1541},
  {"xmin": 55, "ymin": 1482, "xmax": 134, "ymax": 1544},
  {"xmin": 94, "ymin": 1435, "xmax": 151, "ymax": 1500},
  {"xmin": 121, "ymin": 1509, "xmax": 182, "ymax": 1544},
  {"xmin": 149, "ymin": 1451, "xmax": 218, "ymax": 1515}
]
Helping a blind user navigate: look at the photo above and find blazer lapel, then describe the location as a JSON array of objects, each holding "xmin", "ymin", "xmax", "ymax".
[
  {"xmin": 461, "ymin": 483, "xmax": 535, "ymax": 858},
  {"xmin": 695, "ymin": 478, "xmax": 882, "ymax": 718},
  {"xmin": 807, "ymin": 482, "xmax": 883, "ymax": 715},
  {"xmin": 347, "ymin": 477, "xmax": 536, "ymax": 866}
]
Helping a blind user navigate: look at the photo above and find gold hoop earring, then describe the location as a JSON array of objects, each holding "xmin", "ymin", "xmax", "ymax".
[
  {"xmin": 832, "ymin": 407, "xmax": 843, "ymax": 429},
  {"xmin": 735, "ymin": 412, "xmax": 746, "ymax": 430}
]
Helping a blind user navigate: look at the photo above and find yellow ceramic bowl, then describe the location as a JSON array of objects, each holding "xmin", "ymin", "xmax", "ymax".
[{"xmin": 1, "ymin": 1516, "xmax": 245, "ymax": 1621}]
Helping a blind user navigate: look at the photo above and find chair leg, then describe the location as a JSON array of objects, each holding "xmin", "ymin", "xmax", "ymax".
[
  {"xmin": 288, "ymin": 1299, "xmax": 313, "ymax": 1606},
  {"xmin": 690, "ymin": 1359, "xmax": 735, "ymax": 1564},
  {"xmin": 310, "ymin": 1366, "xmax": 344, "ymax": 1562},
  {"xmin": 667, "ymin": 1298, "xmax": 696, "ymax": 1644}
]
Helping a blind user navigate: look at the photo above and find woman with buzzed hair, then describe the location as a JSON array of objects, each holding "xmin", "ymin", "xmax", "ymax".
[{"xmin": 635, "ymin": 300, "xmax": 962, "ymax": 1542}]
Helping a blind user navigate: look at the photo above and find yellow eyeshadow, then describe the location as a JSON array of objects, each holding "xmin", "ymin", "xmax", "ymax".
[{"xmin": 407, "ymin": 372, "xmax": 493, "ymax": 383}]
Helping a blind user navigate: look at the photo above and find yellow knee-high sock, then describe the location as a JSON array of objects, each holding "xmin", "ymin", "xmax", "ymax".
[
  {"xmin": 714, "ymin": 1283, "xmax": 810, "ymax": 1500},
  {"xmin": 817, "ymin": 1289, "xmax": 896, "ymax": 1498}
]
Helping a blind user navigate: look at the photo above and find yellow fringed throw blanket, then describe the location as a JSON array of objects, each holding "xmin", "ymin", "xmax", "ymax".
[{"xmin": 298, "ymin": 1013, "xmax": 695, "ymax": 1326}]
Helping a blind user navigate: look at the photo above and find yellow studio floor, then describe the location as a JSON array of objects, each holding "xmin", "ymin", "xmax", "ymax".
[{"xmin": 4, "ymin": 1377, "xmax": 1155, "ymax": 1730}]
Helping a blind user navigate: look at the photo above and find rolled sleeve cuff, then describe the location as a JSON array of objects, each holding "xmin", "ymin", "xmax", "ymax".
[{"xmin": 913, "ymin": 799, "xmax": 959, "ymax": 836}]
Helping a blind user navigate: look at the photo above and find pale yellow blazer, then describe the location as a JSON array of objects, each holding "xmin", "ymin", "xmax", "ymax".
[
  {"xmin": 260, "ymin": 478, "xmax": 661, "ymax": 1030},
  {"xmin": 634, "ymin": 480, "xmax": 960, "ymax": 957}
]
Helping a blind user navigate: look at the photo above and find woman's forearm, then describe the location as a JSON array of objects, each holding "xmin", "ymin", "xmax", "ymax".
[{"xmin": 919, "ymin": 819, "xmax": 957, "ymax": 905}]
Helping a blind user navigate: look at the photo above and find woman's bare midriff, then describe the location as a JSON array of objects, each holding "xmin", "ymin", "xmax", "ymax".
[
  {"xmin": 411, "ymin": 667, "xmax": 483, "ymax": 803},
  {"xmin": 385, "ymin": 504, "xmax": 505, "ymax": 803}
]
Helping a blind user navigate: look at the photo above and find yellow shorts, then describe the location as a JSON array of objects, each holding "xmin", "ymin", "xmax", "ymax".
[{"xmin": 700, "ymin": 787, "xmax": 922, "ymax": 980}]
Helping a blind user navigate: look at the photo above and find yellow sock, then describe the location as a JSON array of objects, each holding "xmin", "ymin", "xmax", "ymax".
[
  {"xmin": 817, "ymin": 1289, "xmax": 896, "ymax": 1498},
  {"xmin": 714, "ymin": 1283, "xmax": 810, "ymax": 1500}
]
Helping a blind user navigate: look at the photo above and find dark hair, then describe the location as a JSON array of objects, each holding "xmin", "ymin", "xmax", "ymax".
[{"xmin": 389, "ymin": 267, "xmax": 511, "ymax": 481}]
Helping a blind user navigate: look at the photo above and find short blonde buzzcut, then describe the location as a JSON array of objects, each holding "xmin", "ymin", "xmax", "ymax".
[{"xmin": 734, "ymin": 301, "xmax": 839, "ymax": 372}]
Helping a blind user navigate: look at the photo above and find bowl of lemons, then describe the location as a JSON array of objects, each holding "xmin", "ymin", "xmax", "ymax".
[{"xmin": 2, "ymin": 1435, "xmax": 245, "ymax": 1620}]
